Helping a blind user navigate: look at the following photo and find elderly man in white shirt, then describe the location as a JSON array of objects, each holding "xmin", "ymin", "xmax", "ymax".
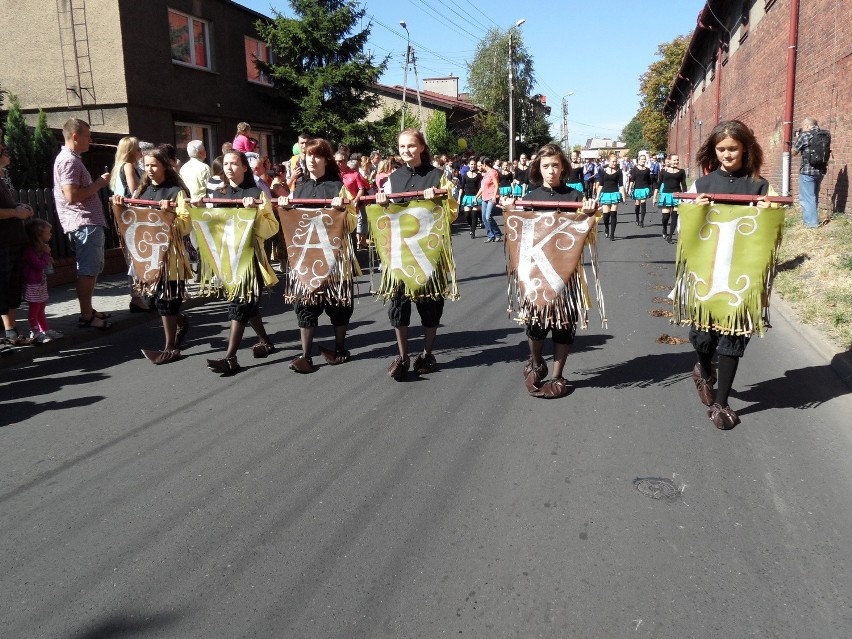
[{"xmin": 179, "ymin": 140, "xmax": 211, "ymax": 199}]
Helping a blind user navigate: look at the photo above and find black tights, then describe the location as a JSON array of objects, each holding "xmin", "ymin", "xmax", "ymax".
[
  {"xmin": 603, "ymin": 211, "xmax": 617, "ymax": 236},
  {"xmin": 634, "ymin": 201, "xmax": 647, "ymax": 223},
  {"xmin": 464, "ymin": 208, "xmax": 478, "ymax": 232},
  {"xmin": 661, "ymin": 211, "xmax": 678, "ymax": 236},
  {"xmin": 697, "ymin": 351, "xmax": 739, "ymax": 407}
]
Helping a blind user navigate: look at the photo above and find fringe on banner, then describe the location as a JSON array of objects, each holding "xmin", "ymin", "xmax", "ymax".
[
  {"xmin": 672, "ymin": 234, "xmax": 781, "ymax": 337},
  {"xmin": 282, "ymin": 237, "xmax": 358, "ymax": 306},
  {"xmin": 196, "ymin": 247, "xmax": 261, "ymax": 303},
  {"xmin": 130, "ymin": 221, "xmax": 193, "ymax": 299},
  {"xmin": 505, "ymin": 216, "xmax": 607, "ymax": 330},
  {"xmin": 371, "ymin": 235, "xmax": 459, "ymax": 302}
]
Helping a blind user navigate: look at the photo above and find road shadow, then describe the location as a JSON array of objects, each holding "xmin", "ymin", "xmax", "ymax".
[
  {"xmin": 1, "ymin": 395, "xmax": 104, "ymax": 428},
  {"xmin": 70, "ymin": 610, "xmax": 182, "ymax": 639},
  {"xmin": 573, "ymin": 350, "xmax": 696, "ymax": 389},
  {"xmin": 733, "ymin": 363, "xmax": 851, "ymax": 415}
]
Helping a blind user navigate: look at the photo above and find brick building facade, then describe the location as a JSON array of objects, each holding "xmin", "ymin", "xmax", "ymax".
[{"xmin": 664, "ymin": 0, "xmax": 850, "ymax": 214}]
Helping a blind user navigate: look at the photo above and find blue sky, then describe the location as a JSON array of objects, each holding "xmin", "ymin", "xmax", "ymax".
[{"xmin": 236, "ymin": 0, "xmax": 705, "ymax": 148}]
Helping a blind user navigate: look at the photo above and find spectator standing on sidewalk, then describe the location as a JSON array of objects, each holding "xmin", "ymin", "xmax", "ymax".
[
  {"xmin": 179, "ymin": 140, "xmax": 211, "ymax": 200},
  {"xmin": 792, "ymin": 117, "xmax": 831, "ymax": 228},
  {"xmin": 52, "ymin": 117, "xmax": 112, "ymax": 330},
  {"xmin": 0, "ymin": 138, "xmax": 34, "ymax": 346},
  {"xmin": 21, "ymin": 218, "xmax": 63, "ymax": 344}
]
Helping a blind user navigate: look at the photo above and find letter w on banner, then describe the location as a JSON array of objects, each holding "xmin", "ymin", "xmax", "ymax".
[
  {"xmin": 504, "ymin": 210, "xmax": 605, "ymax": 330},
  {"xmin": 189, "ymin": 206, "xmax": 258, "ymax": 301},
  {"xmin": 366, "ymin": 198, "xmax": 458, "ymax": 300},
  {"xmin": 673, "ymin": 203, "xmax": 784, "ymax": 336},
  {"xmin": 280, "ymin": 207, "xmax": 359, "ymax": 305},
  {"xmin": 112, "ymin": 204, "xmax": 174, "ymax": 294}
]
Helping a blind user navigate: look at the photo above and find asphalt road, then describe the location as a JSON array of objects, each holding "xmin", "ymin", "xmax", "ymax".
[{"xmin": 2, "ymin": 204, "xmax": 851, "ymax": 638}]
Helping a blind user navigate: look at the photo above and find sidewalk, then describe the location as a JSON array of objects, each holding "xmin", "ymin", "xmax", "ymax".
[{"xmin": 0, "ymin": 272, "xmax": 211, "ymax": 364}]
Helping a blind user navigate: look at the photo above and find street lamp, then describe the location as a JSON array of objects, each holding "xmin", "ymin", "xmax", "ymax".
[
  {"xmin": 507, "ymin": 18, "xmax": 525, "ymax": 163},
  {"xmin": 400, "ymin": 20, "xmax": 411, "ymax": 133}
]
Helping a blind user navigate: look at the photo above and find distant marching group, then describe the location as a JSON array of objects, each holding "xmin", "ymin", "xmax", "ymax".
[{"xmin": 0, "ymin": 116, "xmax": 793, "ymax": 432}]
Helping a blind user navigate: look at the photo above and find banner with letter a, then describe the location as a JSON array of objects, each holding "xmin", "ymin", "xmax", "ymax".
[
  {"xmin": 279, "ymin": 207, "xmax": 359, "ymax": 305},
  {"xmin": 366, "ymin": 197, "xmax": 458, "ymax": 301},
  {"xmin": 504, "ymin": 209, "xmax": 605, "ymax": 330},
  {"xmin": 189, "ymin": 206, "xmax": 258, "ymax": 301},
  {"xmin": 673, "ymin": 203, "xmax": 784, "ymax": 336},
  {"xmin": 112, "ymin": 204, "xmax": 190, "ymax": 295}
]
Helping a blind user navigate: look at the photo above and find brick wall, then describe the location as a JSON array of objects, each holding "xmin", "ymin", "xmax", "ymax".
[{"xmin": 667, "ymin": 0, "xmax": 851, "ymax": 214}]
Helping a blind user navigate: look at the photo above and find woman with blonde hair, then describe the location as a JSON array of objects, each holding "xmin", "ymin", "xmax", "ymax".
[{"xmin": 109, "ymin": 136, "xmax": 141, "ymax": 198}]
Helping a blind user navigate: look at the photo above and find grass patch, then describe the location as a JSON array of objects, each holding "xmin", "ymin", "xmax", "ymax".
[{"xmin": 774, "ymin": 208, "xmax": 852, "ymax": 349}]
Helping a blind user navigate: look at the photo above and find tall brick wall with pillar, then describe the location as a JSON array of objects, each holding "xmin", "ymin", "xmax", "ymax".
[{"xmin": 666, "ymin": 0, "xmax": 850, "ymax": 215}]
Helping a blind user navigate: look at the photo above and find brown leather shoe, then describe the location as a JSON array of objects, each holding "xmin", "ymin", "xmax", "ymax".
[
  {"xmin": 524, "ymin": 359, "xmax": 547, "ymax": 394},
  {"xmin": 252, "ymin": 341, "xmax": 276, "ymax": 359},
  {"xmin": 319, "ymin": 345, "xmax": 350, "ymax": 365},
  {"xmin": 289, "ymin": 355, "xmax": 316, "ymax": 374},
  {"xmin": 707, "ymin": 403, "xmax": 740, "ymax": 430},
  {"xmin": 691, "ymin": 363, "xmax": 716, "ymax": 406},
  {"xmin": 207, "ymin": 356, "xmax": 240, "ymax": 375},
  {"xmin": 412, "ymin": 352, "xmax": 437, "ymax": 374},
  {"xmin": 533, "ymin": 376, "xmax": 570, "ymax": 399},
  {"xmin": 387, "ymin": 355, "xmax": 410, "ymax": 380}
]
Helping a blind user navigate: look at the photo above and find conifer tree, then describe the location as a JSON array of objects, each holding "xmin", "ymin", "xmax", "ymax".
[
  {"xmin": 32, "ymin": 110, "xmax": 55, "ymax": 188},
  {"xmin": 3, "ymin": 95, "xmax": 33, "ymax": 188}
]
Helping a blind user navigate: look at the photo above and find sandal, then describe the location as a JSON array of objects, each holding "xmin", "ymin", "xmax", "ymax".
[
  {"xmin": 319, "ymin": 345, "xmax": 350, "ymax": 365},
  {"xmin": 533, "ymin": 377, "xmax": 570, "ymax": 399},
  {"xmin": 78, "ymin": 315, "xmax": 112, "ymax": 330},
  {"xmin": 207, "ymin": 356, "xmax": 240, "ymax": 375},
  {"xmin": 412, "ymin": 352, "xmax": 437, "ymax": 374},
  {"xmin": 92, "ymin": 310, "xmax": 112, "ymax": 320},
  {"xmin": 175, "ymin": 314, "xmax": 190, "ymax": 348},
  {"xmin": 252, "ymin": 341, "xmax": 276, "ymax": 359},
  {"xmin": 387, "ymin": 355, "xmax": 410, "ymax": 380},
  {"xmin": 141, "ymin": 349, "xmax": 182, "ymax": 365},
  {"xmin": 289, "ymin": 355, "xmax": 316, "ymax": 373}
]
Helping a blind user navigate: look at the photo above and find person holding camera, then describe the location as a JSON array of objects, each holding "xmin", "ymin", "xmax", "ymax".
[{"xmin": 792, "ymin": 117, "xmax": 831, "ymax": 228}]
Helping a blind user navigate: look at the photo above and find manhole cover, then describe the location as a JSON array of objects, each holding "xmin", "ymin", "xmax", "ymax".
[{"xmin": 633, "ymin": 477, "xmax": 680, "ymax": 501}]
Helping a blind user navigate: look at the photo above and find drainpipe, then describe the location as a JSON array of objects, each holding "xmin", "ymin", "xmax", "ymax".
[
  {"xmin": 782, "ymin": 0, "xmax": 801, "ymax": 196},
  {"xmin": 715, "ymin": 40, "xmax": 723, "ymax": 125},
  {"xmin": 678, "ymin": 73, "xmax": 695, "ymax": 176}
]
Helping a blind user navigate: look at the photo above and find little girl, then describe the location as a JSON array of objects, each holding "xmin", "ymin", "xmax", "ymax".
[{"xmin": 22, "ymin": 218, "xmax": 63, "ymax": 344}]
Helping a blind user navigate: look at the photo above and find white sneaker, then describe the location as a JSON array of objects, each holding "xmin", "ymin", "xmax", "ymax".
[
  {"xmin": 44, "ymin": 329, "xmax": 64, "ymax": 339},
  {"xmin": 31, "ymin": 331, "xmax": 52, "ymax": 345}
]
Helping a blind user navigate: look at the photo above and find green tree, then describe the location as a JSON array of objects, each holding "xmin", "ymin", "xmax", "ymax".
[
  {"xmin": 636, "ymin": 35, "xmax": 689, "ymax": 152},
  {"xmin": 32, "ymin": 110, "xmax": 55, "ymax": 188},
  {"xmin": 424, "ymin": 111, "xmax": 454, "ymax": 157},
  {"xmin": 363, "ymin": 107, "xmax": 419, "ymax": 156},
  {"xmin": 3, "ymin": 94, "xmax": 33, "ymax": 188},
  {"xmin": 466, "ymin": 27, "xmax": 537, "ymax": 153},
  {"xmin": 621, "ymin": 114, "xmax": 652, "ymax": 158},
  {"xmin": 256, "ymin": 0, "xmax": 387, "ymax": 148},
  {"xmin": 469, "ymin": 112, "xmax": 507, "ymax": 159}
]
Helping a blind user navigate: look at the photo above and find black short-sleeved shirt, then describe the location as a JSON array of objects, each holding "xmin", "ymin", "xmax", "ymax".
[
  {"xmin": 694, "ymin": 168, "xmax": 769, "ymax": 196},
  {"xmin": 210, "ymin": 183, "xmax": 262, "ymax": 203},
  {"xmin": 138, "ymin": 182, "xmax": 184, "ymax": 203},
  {"xmin": 460, "ymin": 171, "xmax": 482, "ymax": 196},
  {"xmin": 598, "ymin": 168, "xmax": 623, "ymax": 193},
  {"xmin": 0, "ymin": 180, "xmax": 26, "ymax": 247},
  {"xmin": 498, "ymin": 171, "xmax": 513, "ymax": 188},
  {"xmin": 658, "ymin": 169, "xmax": 687, "ymax": 194},
  {"xmin": 524, "ymin": 184, "xmax": 583, "ymax": 204},
  {"xmin": 566, "ymin": 164, "xmax": 584, "ymax": 184},
  {"xmin": 630, "ymin": 166, "xmax": 653, "ymax": 190},
  {"xmin": 387, "ymin": 163, "xmax": 442, "ymax": 202},
  {"xmin": 514, "ymin": 166, "xmax": 529, "ymax": 185},
  {"xmin": 293, "ymin": 176, "xmax": 344, "ymax": 200}
]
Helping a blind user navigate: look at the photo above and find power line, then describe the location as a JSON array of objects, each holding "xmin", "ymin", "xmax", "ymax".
[{"xmin": 408, "ymin": 0, "xmax": 488, "ymax": 41}]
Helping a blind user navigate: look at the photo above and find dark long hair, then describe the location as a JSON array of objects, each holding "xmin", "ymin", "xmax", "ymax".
[
  {"xmin": 528, "ymin": 143, "xmax": 569, "ymax": 184},
  {"xmin": 304, "ymin": 138, "xmax": 340, "ymax": 180},
  {"xmin": 134, "ymin": 148, "xmax": 189, "ymax": 197},
  {"xmin": 399, "ymin": 128, "xmax": 433, "ymax": 167},
  {"xmin": 223, "ymin": 150, "xmax": 258, "ymax": 189},
  {"xmin": 695, "ymin": 120, "xmax": 764, "ymax": 179}
]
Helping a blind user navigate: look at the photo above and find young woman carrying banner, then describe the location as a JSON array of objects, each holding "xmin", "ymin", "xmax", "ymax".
[
  {"xmin": 202, "ymin": 151, "xmax": 278, "ymax": 375},
  {"xmin": 112, "ymin": 148, "xmax": 192, "ymax": 364},
  {"xmin": 596, "ymin": 153, "xmax": 625, "ymax": 241},
  {"xmin": 684, "ymin": 120, "xmax": 774, "ymax": 430},
  {"xmin": 500, "ymin": 144, "xmax": 599, "ymax": 399},
  {"xmin": 374, "ymin": 128, "xmax": 457, "ymax": 380},
  {"xmin": 277, "ymin": 138, "xmax": 355, "ymax": 374},
  {"xmin": 653, "ymin": 155, "xmax": 687, "ymax": 243}
]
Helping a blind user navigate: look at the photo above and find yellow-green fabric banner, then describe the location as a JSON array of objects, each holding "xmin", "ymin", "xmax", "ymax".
[
  {"xmin": 189, "ymin": 206, "xmax": 259, "ymax": 301},
  {"xmin": 366, "ymin": 197, "xmax": 458, "ymax": 300},
  {"xmin": 674, "ymin": 203, "xmax": 785, "ymax": 336}
]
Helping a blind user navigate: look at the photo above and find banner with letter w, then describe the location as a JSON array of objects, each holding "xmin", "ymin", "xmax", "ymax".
[{"xmin": 189, "ymin": 206, "xmax": 258, "ymax": 301}]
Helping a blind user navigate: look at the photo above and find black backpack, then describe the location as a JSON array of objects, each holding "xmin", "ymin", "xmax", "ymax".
[{"xmin": 807, "ymin": 130, "xmax": 831, "ymax": 167}]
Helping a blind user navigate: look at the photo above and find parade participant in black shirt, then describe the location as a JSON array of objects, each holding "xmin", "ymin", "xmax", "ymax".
[
  {"xmin": 653, "ymin": 155, "xmax": 687, "ymax": 243},
  {"xmin": 498, "ymin": 161, "xmax": 514, "ymax": 197},
  {"xmin": 595, "ymin": 153, "xmax": 625, "ymax": 240},
  {"xmin": 513, "ymin": 154, "xmax": 530, "ymax": 197},
  {"xmin": 500, "ymin": 143, "xmax": 597, "ymax": 399},
  {"xmin": 630, "ymin": 154, "xmax": 653, "ymax": 227},
  {"xmin": 458, "ymin": 157, "xmax": 482, "ymax": 237},
  {"xmin": 112, "ymin": 148, "xmax": 191, "ymax": 365},
  {"xmin": 375, "ymin": 128, "xmax": 457, "ymax": 379},
  {"xmin": 687, "ymin": 120, "xmax": 772, "ymax": 430},
  {"xmin": 566, "ymin": 150, "xmax": 585, "ymax": 193},
  {"xmin": 203, "ymin": 150, "xmax": 278, "ymax": 374},
  {"xmin": 277, "ymin": 138, "xmax": 354, "ymax": 373}
]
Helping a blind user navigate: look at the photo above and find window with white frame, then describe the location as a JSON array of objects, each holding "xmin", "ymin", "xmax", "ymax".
[
  {"xmin": 244, "ymin": 36, "xmax": 273, "ymax": 85},
  {"xmin": 174, "ymin": 122, "xmax": 213, "ymax": 164},
  {"xmin": 169, "ymin": 9, "xmax": 211, "ymax": 70}
]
